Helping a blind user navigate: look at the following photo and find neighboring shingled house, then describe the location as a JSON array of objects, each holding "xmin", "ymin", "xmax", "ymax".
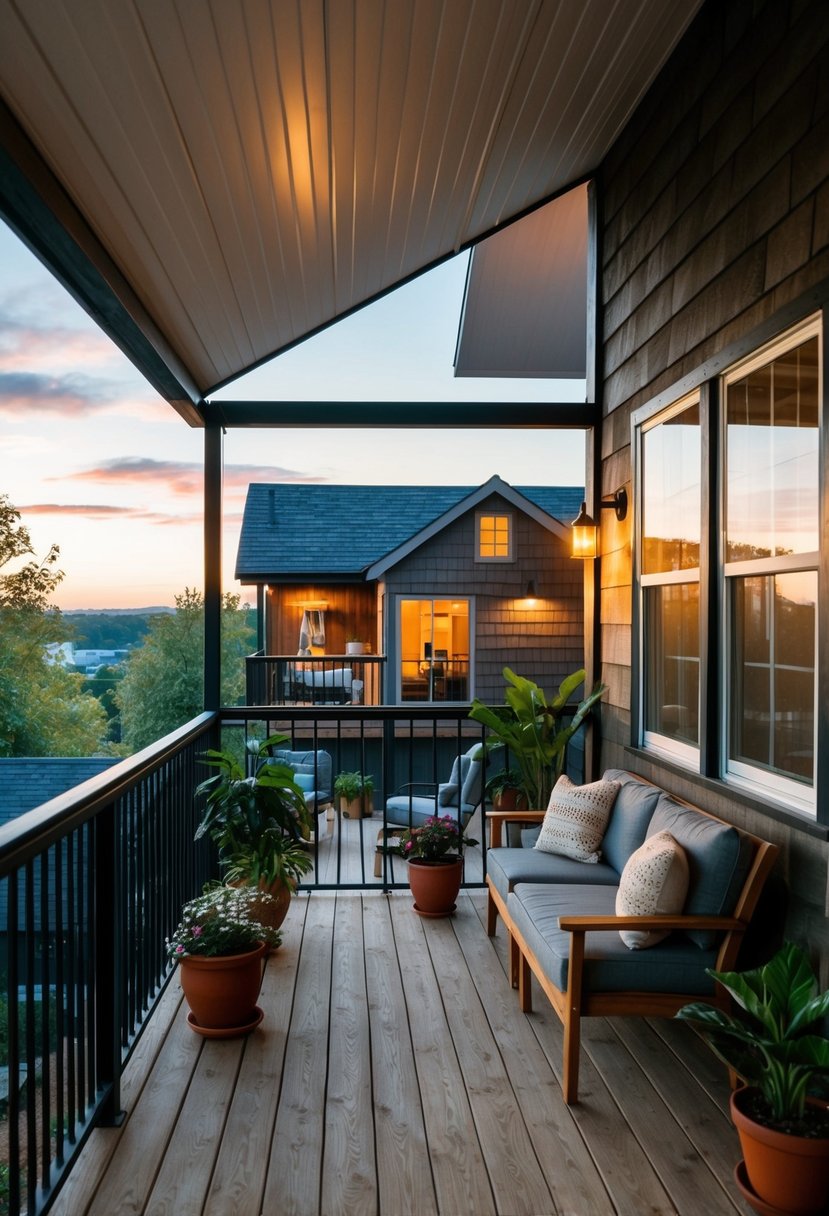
[{"xmin": 236, "ymin": 474, "xmax": 585, "ymax": 704}]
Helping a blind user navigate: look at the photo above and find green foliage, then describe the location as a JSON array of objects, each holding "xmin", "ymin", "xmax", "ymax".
[
  {"xmin": 333, "ymin": 771, "xmax": 375, "ymax": 801},
  {"xmin": 0, "ymin": 993, "xmax": 58, "ymax": 1066},
  {"xmin": 81, "ymin": 664, "xmax": 124, "ymax": 743},
  {"xmin": 62, "ymin": 611, "xmax": 157, "ymax": 650},
  {"xmin": 676, "ymin": 942, "xmax": 829, "ymax": 1125},
  {"xmin": 195, "ymin": 733, "xmax": 313, "ymax": 888},
  {"xmin": 167, "ymin": 884, "xmax": 281, "ymax": 957},
  {"xmin": 0, "ymin": 496, "xmax": 108, "ymax": 756},
  {"xmin": 469, "ymin": 668, "xmax": 606, "ymax": 810},
  {"xmin": 117, "ymin": 588, "xmax": 254, "ymax": 752}
]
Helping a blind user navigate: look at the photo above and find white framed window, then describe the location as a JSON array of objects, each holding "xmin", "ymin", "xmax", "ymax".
[
  {"xmin": 638, "ymin": 394, "xmax": 701, "ymax": 765},
  {"xmin": 722, "ymin": 316, "xmax": 820, "ymax": 811},
  {"xmin": 476, "ymin": 512, "xmax": 513, "ymax": 560}
]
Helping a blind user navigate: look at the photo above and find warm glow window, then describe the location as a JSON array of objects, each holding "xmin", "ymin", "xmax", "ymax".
[
  {"xmin": 399, "ymin": 599, "xmax": 470, "ymax": 702},
  {"xmin": 477, "ymin": 513, "xmax": 512, "ymax": 560}
]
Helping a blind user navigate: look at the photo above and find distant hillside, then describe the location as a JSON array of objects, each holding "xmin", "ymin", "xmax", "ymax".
[{"xmin": 62, "ymin": 612, "xmax": 163, "ymax": 650}]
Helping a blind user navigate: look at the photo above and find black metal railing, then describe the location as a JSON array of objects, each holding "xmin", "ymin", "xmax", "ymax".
[
  {"xmin": 0, "ymin": 714, "xmax": 216, "ymax": 1216},
  {"xmin": 244, "ymin": 653, "xmax": 386, "ymax": 706}
]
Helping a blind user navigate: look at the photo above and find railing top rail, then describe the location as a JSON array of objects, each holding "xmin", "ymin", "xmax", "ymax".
[
  {"xmin": 245, "ymin": 653, "xmax": 387, "ymax": 662},
  {"xmin": 220, "ymin": 704, "xmax": 480, "ymax": 723},
  {"xmin": 0, "ymin": 710, "xmax": 218, "ymax": 875}
]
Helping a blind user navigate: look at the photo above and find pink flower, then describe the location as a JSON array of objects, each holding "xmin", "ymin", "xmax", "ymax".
[
  {"xmin": 193, "ymin": 925, "xmax": 203, "ymax": 937},
  {"xmin": 175, "ymin": 945, "xmax": 185, "ymax": 954}
]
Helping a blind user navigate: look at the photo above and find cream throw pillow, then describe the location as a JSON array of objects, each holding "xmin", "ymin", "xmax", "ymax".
[
  {"xmin": 616, "ymin": 830, "xmax": 689, "ymax": 950},
  {"xmin": 534, "ymin": 775, "xmax": 620, "ymax": 863}
]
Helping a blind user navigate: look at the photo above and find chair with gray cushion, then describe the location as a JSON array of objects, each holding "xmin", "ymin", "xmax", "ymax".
[
  {"xmin": 270, "ymin": 748, "xmax": 333, "ymax": 816},
  {"xmin": 375, "ymin": 745, "xmax": 483, "ymax": 876}
]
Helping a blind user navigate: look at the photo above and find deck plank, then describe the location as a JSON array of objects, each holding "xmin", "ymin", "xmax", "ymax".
[
  {"xmin": 423, "ymin": 907, "xmax": 557, "ymax": 1215},
  {"xmin": 261, "ymin": 893, "xmax": 335, "ymax": 1216},
  {"xmin": 203, "ymin": 895, "xmax": 308, "ymax": 1216},
  {"xmin": 362, "ymin": 894, "xmax": 439, "ymax": 1216},
  {"xmin": 452, "ymin": 892, "xmax": 614, "ymax": 1216},
  {"xmin": 321, "ymin": 895, "xmax": 377, "ymax": 1216},
  {"xmin": 390, "ymin": 893, "xmax": 498, "ymax": 1216}
]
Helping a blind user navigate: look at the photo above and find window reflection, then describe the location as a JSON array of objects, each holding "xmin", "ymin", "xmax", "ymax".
[
  {"xmin": 726, "ymin": 337, "xmax": 818, "ymax": 561},
  {"xmin": 642, "ymin": 402, "xmax": 701, "ymax": 574},
  {"xmin": 644, "ymin": 584, "xmax": 700, "ymax": 746}
]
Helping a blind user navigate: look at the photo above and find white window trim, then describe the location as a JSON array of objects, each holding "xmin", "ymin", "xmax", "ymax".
[
  {"xmin": 636, "ymin": 391, "xmax": 702, "ymax": 766},
  {"xmin": 720, "ymin": 314, "xmax": 821, "ymax": 813}
]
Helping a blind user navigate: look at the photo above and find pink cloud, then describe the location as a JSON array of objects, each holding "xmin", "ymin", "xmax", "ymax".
[{"xmin": 58, "ymin": 457, "xmax": 323, "ymax": 495}]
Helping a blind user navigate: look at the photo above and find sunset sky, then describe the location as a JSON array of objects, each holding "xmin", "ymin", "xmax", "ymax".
[{"xmin": 1, "ymin": 219, "xmax": 586, "ymax": 610}]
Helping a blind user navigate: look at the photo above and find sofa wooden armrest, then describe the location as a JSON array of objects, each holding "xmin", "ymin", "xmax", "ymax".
[
  {"xmin": 558, "ymin": 913, "xmax": 745, "ymax": 933},
  {"xmin": 486, "ymin": 809, "xmax": 545, "ymax": 848}
]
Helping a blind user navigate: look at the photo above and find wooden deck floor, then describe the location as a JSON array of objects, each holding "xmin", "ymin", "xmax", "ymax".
[{"xmin": 50, "ymin": 886, "xmax": 751, "ymax": 1216}]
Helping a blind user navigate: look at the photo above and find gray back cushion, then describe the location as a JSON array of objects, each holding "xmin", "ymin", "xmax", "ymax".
[
  {"xmin": 599, "ymin": 770, "xmax": 662, "ymax": 875},
  {"xmin": 647, "ymin": 794, "xmax": 753, "ymax": 948}
]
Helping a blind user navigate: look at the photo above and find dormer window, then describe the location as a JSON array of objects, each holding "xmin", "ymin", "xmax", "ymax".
[{"xmin": 477, "ymin": 512, "xmax": 513, "ymax": 560}]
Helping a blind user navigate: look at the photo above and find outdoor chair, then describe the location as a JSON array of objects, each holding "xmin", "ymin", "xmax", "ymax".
[
  {"xmin": 283, "ymin": 664, "xmax": 353, "ymax": 704},
  {"xmin": 269, "ymin": 748, "xmax": 334, "ymax": 833},
  {"xmin": 374, "ymin": 744, "xmax": 483, "ymax": 876}
]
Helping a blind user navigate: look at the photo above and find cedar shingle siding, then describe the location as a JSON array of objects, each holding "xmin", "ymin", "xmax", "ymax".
[{"xmin": 597, "ymin": 0, "xmax": 829, "ymax": 963}]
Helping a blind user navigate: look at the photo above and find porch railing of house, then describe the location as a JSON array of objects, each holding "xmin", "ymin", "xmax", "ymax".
[
  {"xmin": 0, "ymin": 701, "xmax": 583, "ymax": 1213},
  {"xmin": 245, "ymin": 652, "xmax": 387, "ymax": 706}
]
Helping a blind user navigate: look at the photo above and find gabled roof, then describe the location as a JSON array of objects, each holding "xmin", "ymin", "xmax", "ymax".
[{"xmin": 235, "ymin": 476, "xmax": 584, "ymax": 582}]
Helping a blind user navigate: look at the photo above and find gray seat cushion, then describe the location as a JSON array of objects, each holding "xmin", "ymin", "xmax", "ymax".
[
  {"xmin": 508, "ymin": 883, "xmax": 718, "ymax": 996},
  {"xmin": 647, "ymin": 794, "xmax": 753, "ymax": 948},
  {"xmin": 600, "ymin": 770, "xmax": 663, "ymax": 873},
  {"xmin": 384, "ymin": 795, "xmax": 472, "ymax": 829},
  {"xmin": 487, "ymin": 848, "xmax": 619, "ymax": 904}
]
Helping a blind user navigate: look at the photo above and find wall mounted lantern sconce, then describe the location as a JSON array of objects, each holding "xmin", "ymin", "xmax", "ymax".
[
  {"xmin": 570, "ymin": 488, "xmax": 628, "ymax": 559},
  {"xmin": 524, "ymin": 579, "xmax": 537, "ymax": 600}
]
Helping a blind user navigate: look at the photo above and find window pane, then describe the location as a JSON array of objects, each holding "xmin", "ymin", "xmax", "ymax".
[
  {"xmin": 726, "ymin": 336, "xmax": 819, "ymax": 560},
  {"xmin": 644, "ymin": 583, "xmax": 700, "ymax": 745},
  {"xmin": 642, "ymin": 401, "xmax": 701, "ymax": 573},
  {"xmin": 729, "ymin": 572, "xmax": 815, "ymax": 784},
  {"xmin": 479, "ymin": 514, "xmax": 510, "ymax": 558}
]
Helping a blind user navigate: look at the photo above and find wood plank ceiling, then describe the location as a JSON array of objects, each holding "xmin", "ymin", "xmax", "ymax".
[{"xmin": 0, "ymin": 0, "xmax": 702, "ymax": 421}]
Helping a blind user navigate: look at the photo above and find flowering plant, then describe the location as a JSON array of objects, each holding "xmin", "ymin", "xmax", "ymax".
[
  {"xmin": 395, "ymin": 815, "xmax": 478, "ymax": 863},
  {"xmin": 166, "ymin": 885, "xmax": 282, "ymax": 959}
]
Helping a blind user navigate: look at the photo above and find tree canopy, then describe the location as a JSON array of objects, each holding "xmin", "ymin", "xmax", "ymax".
[
  {"xmin": 0, "ymin": 495, "xmax": 108, "ymax": 756},
  {"xmin": 117, "ymin": 588, "xmax": 254, "ymax": 753}
]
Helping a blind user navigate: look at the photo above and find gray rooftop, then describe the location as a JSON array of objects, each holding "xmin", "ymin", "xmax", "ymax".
[{"xmin": 235, "ymin": 478, "xmax": 584, "ymax": 579}]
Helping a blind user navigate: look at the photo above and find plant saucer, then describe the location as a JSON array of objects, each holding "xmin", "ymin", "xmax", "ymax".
[
  {"xmin": 187, "ymin": 1005, "xmax": 264, "ymax": 1039},
  {"xmin": 733, "ymin": 1161, "xmax": 792, "ymax": 1216},
  {"xmin": 412, "ymin": 903, "xmax": 457, "ymax": 918}
]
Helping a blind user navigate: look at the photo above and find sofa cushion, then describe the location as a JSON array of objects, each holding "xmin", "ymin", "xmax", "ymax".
[
  {"xmin": 615, "ymin": 830, "xmax": 689, "ymax": 949},
  {"xmin": 647, "ymin": 794, "xmax": 753, "ymax": 948},
  {"xmin": 507, "ymin": 883, "xmax": 718, "ymax": 997},
  {"xmin": 535, "ymin": 775, "xmax": 620, "ymax": 863},
  {"xmin": 487, "ymin": 847, "xmax": 619, "ymax": 904},
  {"xmin": 520, "ymin": 826, "xmax": 542, "ymax": 848},
  {"xmin": 599, "ymin": 770, "xmax": 663, "ymax": 874}
]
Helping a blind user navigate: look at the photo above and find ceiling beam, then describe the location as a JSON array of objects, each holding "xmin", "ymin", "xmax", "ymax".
[
  {"xmin": 200, "ymin": 400, "xmax": 597, "ymax": 428},
  {"xmin": 0, "ymin": 99, "xmax": 205, "ymax": 424}
]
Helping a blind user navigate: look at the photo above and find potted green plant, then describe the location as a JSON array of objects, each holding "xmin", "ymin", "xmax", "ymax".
[
  {"xmin": 167, "ymin": 884, "xmax": 283, "ymax": 1037},
  {"xmin": 676, "ymin": 942, "xmax": 829, "ymax": 1214},
  {"xmin": 484, "ymin": 768, "xmax": 527, "ymax": 811},
  {"xmin": 334, "ymin": 770, "xmax": 375, "ymax": 818},
  {"xmin": 395, "ymin": 814, "xmax": 478, "ymax": 917},
  {"xmin": 469, "ymin": 667, "xmax": 606, "ymax": 810},
  {"xmin": 195, "ymin": 733, "xmax": 314, "ymax": 929}
]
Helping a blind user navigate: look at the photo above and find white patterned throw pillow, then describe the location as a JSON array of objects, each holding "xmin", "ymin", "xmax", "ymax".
[
  {"xmin": 534, "ymin": 775, "xmax": 620, "ymax": 863},
  {"xmin": 615, "ymin": 830, "xmax": 689, "ymax": 949}
]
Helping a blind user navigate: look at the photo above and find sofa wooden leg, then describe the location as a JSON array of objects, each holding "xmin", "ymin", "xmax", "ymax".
[
  {"xmin": 510, "ymin": 934, "xmax": 521, "ymax": 989},
  {"xmin": 486, "ymin": 891, "xmax": 498, "ymax": 937},
  {"xmin": 518, "ymin": 954, "xmax": 532, "ymax": 1012}
]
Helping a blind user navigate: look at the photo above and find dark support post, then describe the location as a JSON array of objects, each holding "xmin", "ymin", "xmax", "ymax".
[
  {"xmin": 94, "ymin": 812, "xmax": 125, "ymax": 1126},
  {"xmin": 204, "ymin": 425, "xmax": 223, "ymax": 711},
  {"xmin": 256, "ymin": 584, "xmax": 266, "ymax": 651},
  {"xmin": 583, "ymin": 176, "xmax": 603, "ymax": 780}
]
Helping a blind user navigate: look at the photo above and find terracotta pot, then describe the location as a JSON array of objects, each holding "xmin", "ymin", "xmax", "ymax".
[
  {"xmin": 492, "ymin": 789, "xmax": 528, "ymax": 811},
  {"xmin": 407, "ymin": 857, "xmax": 463, "ymax": 917},
  {"xmin": 730, "ymin": 1087, "xmax": 829, "ymax": 1214},
  {"xmin": 340, "ymin": 793, "xmax": 374, "ymax": 819},
  {"xmin": 179, "ymin": 941, "xmax": 266, "ymax": 1036}
]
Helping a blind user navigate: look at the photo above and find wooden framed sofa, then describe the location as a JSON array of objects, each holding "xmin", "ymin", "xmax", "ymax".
[{"xmin": 485, "ymin": 770, "xmax": 779, "ymax": 1104}]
